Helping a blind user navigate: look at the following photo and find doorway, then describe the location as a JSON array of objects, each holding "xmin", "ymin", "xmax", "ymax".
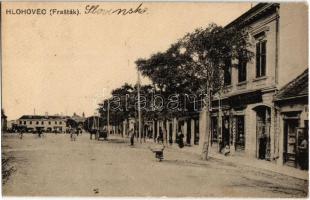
[
  {"xmin": 255, "ymin": 106, "xmax": 271, "ymax": 160},
  {"xmin": 283, "ymin": 115, "xmax": 299, "ymax": 167},
  {"xmin": 235, "ymin": 116, "xmax": 245, "ymax": 151}
]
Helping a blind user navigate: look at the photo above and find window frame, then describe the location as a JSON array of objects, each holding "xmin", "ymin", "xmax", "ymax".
[
  {"xmin": 224, "ymin": 58, "xmax": 232, "ymax": 86},
  {"xmin": 255, "ymin": 40, "xmax": 267, "ymax": 78},
  {"xmin": 238, "ymin": 57, "xmax": 247, "ymax": 83}
]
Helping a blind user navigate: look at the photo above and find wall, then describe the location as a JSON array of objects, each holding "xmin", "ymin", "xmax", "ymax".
[{"xmin": 278, "ymin": 3, "xmax": 308, "ymax": 88}]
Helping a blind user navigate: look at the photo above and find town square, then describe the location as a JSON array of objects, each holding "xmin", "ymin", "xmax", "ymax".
[{"xmin": 1, "ymin": 2, "xmax": 309, "ymax": 197}]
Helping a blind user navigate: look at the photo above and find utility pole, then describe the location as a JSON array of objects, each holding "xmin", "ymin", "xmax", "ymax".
[
  {"xmin": 98, "ymin": 112, "xmax": 100, "ymax": 131},
  {"xmin": 137, "ymin": 70, "xmax": 142, "ymax": 143},
  {"xmin": 107, "ymin": 99, "xmax": 110, "ymax": 137}
]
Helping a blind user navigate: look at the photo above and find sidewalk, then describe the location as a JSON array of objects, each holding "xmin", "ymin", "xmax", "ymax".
[
  {"xmin": 107, "ymin": 134, "xmax": 308, "ymax": 180},
  {"xmin": 169, "ymin": 143, "xmax": 309, "ymax": 181}
]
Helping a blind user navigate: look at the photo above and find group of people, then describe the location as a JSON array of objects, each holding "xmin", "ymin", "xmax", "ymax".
[{"xmin": 18, "ymin": 129, "xmax": 44, "ymax": 139}]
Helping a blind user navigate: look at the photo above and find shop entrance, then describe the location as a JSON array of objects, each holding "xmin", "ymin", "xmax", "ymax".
[
  {"xmin": 283, "ymin": 118, "xmax": 299, "ymax": 167},
  {"xmin": 254, "ymin": 106, "xmax": 271, "ymax": 160},
  {"xmin": 222, "ymin": 116, "xmax": 230, "ymax": 150},
  {"xmin": 235, "ymin": 116, "xmax": 245, "ymax": 151}
]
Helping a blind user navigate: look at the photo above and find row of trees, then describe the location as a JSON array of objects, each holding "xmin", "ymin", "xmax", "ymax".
[{"xmin": 98, "ymin": 23, "xmax": 253, "ymax": 159}]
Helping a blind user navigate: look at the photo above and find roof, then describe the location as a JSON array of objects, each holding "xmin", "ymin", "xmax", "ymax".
[
  {"xmin": 19, "ymin": 115, "xmax": 69, "ymax": 120},
  {"xmin": 71, "ymin": 113, "xmax": 86, "ymax": 122},
  {"xmin": 225, "ymin": 3, "xmax": 279, "ymax": 29},
  {"xmin": 275, "ymin": 69, "xmax": 308, "ymax": 101}
]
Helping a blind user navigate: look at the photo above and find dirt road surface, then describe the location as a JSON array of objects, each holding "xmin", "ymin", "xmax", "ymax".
[{"xmin": 2, "ymin": 133, "xmax": 308, "ymax": 197}]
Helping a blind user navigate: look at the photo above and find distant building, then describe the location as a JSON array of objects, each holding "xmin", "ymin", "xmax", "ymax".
[
  {"xmin": 17, "ymin": 115, "xmax": 68, "ymax": 132},
  {"xmin": 71, "ymin": 113, "xmax": 86, "ymax": 124},
  {"xmin": 7, "ymin": 120, "xmax": 17, "ymax": 130}
]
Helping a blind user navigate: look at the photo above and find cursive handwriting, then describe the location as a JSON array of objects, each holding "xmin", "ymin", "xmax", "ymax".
[{"xmin": 85, "ymin": 3, "xmax": 147, "ymax": 16}]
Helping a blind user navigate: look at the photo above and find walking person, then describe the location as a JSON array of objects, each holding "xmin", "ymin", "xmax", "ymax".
[
  {"xmin": 129, "ymin": 128, "xmax": 135, "ymax": 146},
  {"xmin": 177, "ymin": 130, "xmax": 184, "ymax": 148},
  {"xmin": 19, "ymin": 129, "xmax": 23, "ymax": 139},
  {"xmin": 38, "ymin": 129, "xmax": 43, "ymax": 138},
  {"xmin": 71, "ymin": 128, "xmax": 77, "ymax": 141},
  {"xmin": 90, "ymin": 129, "xmax": 95, "ymax": 140}
]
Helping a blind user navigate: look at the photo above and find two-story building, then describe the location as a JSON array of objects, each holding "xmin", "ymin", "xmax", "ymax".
[
  {"xmin": 17, "ymin": 115, "xmax": 68, "ymax": 132},
  {"xmin": 201, "ymin": 3, "xmax": 308, "ymax": 165}
]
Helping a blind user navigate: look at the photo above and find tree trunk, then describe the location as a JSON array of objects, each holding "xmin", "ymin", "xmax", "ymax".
[{"xmin": 201, "ymin": 93, "xmax": 211, "ymax": 160}]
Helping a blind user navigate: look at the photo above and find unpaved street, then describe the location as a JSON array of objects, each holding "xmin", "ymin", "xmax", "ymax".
[{"xmin": 2, "ymin": 133, "xmax": 308, "ymax": 197}]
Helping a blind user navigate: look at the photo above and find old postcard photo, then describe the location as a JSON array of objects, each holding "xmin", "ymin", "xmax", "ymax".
[{"xmin": 1, "ymin": 2, "xmax": 309, "ymax": 197}]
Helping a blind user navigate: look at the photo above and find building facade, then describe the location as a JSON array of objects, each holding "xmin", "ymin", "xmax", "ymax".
[
  {"xmin": 274, "ymin": 69, "xmax": 308, "ymax": 169},
  {"xmin": 17, "ymin": 115, "xmax": 68, "ymax": 132},
  {"xmin": 199, "ymin": 3, "xmax": 308, "ymax": 166}
]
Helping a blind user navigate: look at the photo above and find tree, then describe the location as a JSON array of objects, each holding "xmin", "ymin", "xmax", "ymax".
[
  {"xmin": 180, "ymin": 23, "xmax": 253, "ymax": 160},
  {"xmin": 136, "ymin": 23, "xmax": 253, "ymax": 158},
  {"xmin": 136, "ymin": 42, "xmax": 202, "ymax": 145}
]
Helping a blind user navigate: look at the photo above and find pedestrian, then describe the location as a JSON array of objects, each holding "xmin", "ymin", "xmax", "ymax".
[
  {"xmin": 298, "ymin": 135, "xmax": 308, "ymax": 170},
  {"xmin": 129, "ymin": 128, "xmax": 135, "ymax": 146},
  {"xmin": 223, "ymin": 145, "xmax": 230, "ymax": 156},
  {"xmin": 221, "ymin": 119, "xmax": 230, "ymax": 153},
  {"xmin": 259, "ymin": 132, "xmax": 267, "ymax": 159},
  {"xmin": 71, "ymin": 128, "xmax": 77, "ymax": 141},
  {"xmin": 38, "ymin": 129, "xmax": 42, "ymax": 138},
  {"xmin": 90, "ymin": 129, "xmax": 95, "ymax": 140},
  {"xmin": 177, "ymin": 130, "xmax": 184, "ymax": 148},
  {"xmin": 19, "ymin": 129, "xmax": 23, "ymax": 139}
]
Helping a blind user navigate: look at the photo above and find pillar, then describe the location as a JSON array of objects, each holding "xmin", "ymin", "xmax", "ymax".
[
  {"xmin": 270, "ymin": 107, "xmax": 275, "ymax": 161},
  {"xmin": 173, "ymin": 118, "xmax": 177, "ymax": 143},
  {"xmin": 122, "ymin": 121, "xmax": 126, "ymax": 137},
  {"xmin": 152, "ymin": 120, "xmax": 155, "ymax": 139},
  {"xmin": 166, "ymin": 120, "xmax": 170, "ymax": 144},
  {"xmin": 277, "ymin": 113, "xmax": 284, "ymax": 166},
  {"xmin": 191, "ymin": 119, "xmax": 195, "ymax": 146},
  {"xmin": 157, "ymin": 120, "xmax": 160, "ymax": 140},
  {"xmin": 231, "ymin": 116, "xmax": 236, "ymax": 155},
  {"xmin": 245, "ymin": 106, "xmax": 257, "ymax": 158},
  {"xmin": 184, "ymin": 120, "xmax": 188, "ymax": 144}
]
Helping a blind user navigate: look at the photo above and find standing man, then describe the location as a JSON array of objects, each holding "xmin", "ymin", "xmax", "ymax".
[
  {"xmin": 129, "ymin": 129, "xmax": 135, "ymax": 146},
  {"xmin": 19, "ymin": 128, "xmax": 23, "ymax": 139},
  {"xmin": 38, "ymin": 129, "xmax": 42, "ymax": 138},
  {"xmin": 298, "ymin": 135, "xmax": 308, "ymax": 170},
  {"xmin": 90, "ymin": 129, "xmax": 94, "ymax": 140}
]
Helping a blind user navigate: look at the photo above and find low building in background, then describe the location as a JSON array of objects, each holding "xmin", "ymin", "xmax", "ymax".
[{"xmin": 17, "ymin": 115, "xmax": 68, "ymax": 133}]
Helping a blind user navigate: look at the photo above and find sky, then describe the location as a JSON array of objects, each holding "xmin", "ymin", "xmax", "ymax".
[{"xmin": 2, "ymin": 2, "xmax": 252, "ymax": 120}]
